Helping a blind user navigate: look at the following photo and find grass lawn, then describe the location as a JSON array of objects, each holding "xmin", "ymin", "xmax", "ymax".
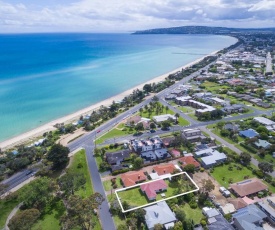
[
  {"xmin": 182, "ymin": 204, "xmax": 203, "ymax": 224},
  {"xmin": 178, "ymin": 106, "xmax": 195, "ymax": 113},
  {"xmin": 178, "ymin": 117, "xmax": 190, "ymax": 126},
  {"xmin": 139, "ymin": 103, "xmax": 175, "ymax": 119},
  {"xmin": 103, "ymin": 178, "xmax": 123, "ymax": 191},
  {"xmin": 0, "ymin": 198, "xmax": 20, "ymax": 229},
  {"xmin": 187, "ymin": 113, "xmax": 199, "ymax": 121},
  {"xmin": 96, "ymin": 125, "xmax": 134, "ymax": 144},
  {"xmin": 211, "ymin": 163, "xmax": 254, "ymax": 188},
  {"xmin": 32, "ymin": 199, "xmax": 65, "ymax": 230},
  {"xmin": 117, "ymin": 187, "xmax": 148, "ymax": 207},
  {"xmin": 69, "ymin": 149, "xmax": 94, "ymax": 197}
]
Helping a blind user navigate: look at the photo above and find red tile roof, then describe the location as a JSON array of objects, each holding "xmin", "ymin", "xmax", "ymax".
[
  {"xmin": 170, "ymin": 149, "xmax": 181, "ymax": 157},
  {"xmin": 121, "ymin": 170, "xmax": 146, "ymax": 187},
  {"xmin": 230, "ymin": 178, "xmax": 268, "ymax": 197},
  {"xmin": 228, "ymin": 198, "xmax": 247, "ymax": 210},
  {"xmin": 178, "ymin": 156, "xmax": 201, "ymax": 168},
  {"xmin": 140, "ymin": 179, "xmax": 167, "ymax": 200},
  {"xmin": 153, "ymin": 164, "xmax": 176, "ymax": 175}
]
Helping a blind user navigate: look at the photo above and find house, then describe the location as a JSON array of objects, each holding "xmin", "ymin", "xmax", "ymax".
[
  {"xmin": 141, "ymin": 150, "xmax": 157, "ymax": 162},
  {"xmin": 253, "ymin": 117, "xmax": 275, "ymax": 126},
  {"xmin": 232, "ymin": 204, "xmax": 267, "ymax": 230},
  {"xmin": 253, "ymin": 139, "xmax": 271, "ymax": 149},
  {"xmin": 153, "ymin": 164, "xmax": 176, "ymax": 176},
  {"xmin": 169, "ymin": 149, "xmax": 181, "ymax": 157},
  {"xmin": 228, "ymin": 198, "xmax": 249, "ymax": 210},
  {"xmin": 182, "ymin": 128, "xmax": 206, "ymax": 142},
  {"xmin": 154, "ymin": 148, "xmax": 171, "ymax": 160},
  {"xmin": 230, "ymin": 178, "xmax": 268, "ymax": 197},
  {"xmin": 140, "ymin": 179, "xmax": 167, "ymax": 200},
  {"xmin": 194, "ymin": 148, "xmax": 227, "ymax": 168},
  {"xmin": 130, "ymin": 137, "xmax": 163, "ymax": 153},
  {"xmin": 153, "ymin": 114, "xmax": 176, "ymax": 123},
  {"xmin": 203, "ymin": 207, "xmax": 220, "ymax": 218},
  {"xmin": 126, "ymin": 115, "xmax": 142, "ymax": 126},
  {"xmin": 175, "ymin": 96, "xmax": 192, "ymax": 105},
  {"xmin": 222, "ymin": 104, "xmax": 244, "ymax": 114},
  {"xmin": 239, "ymin": 129, "xmax": 259, "ymax": 139},
  {"xmin": 220, "ymin": 203, "xmax": 236, "ymax": 215},
  {"xmin": 143, "ymin": 201, "xmax": 177, "ymax": 230},
  {"xmin": 224, "ymin": 123, "xmax": 239, "ymax": 132},
  {"xmin": 161, "ymin": 137, "xmax": 175, "ymax": 147},
  {"xmin": 121, "ymin": 170, "xmax": 147, "ymax": 187},
  {"xmin": 257, "ymin": 196, "xmax": 275, "ymax": 225},
  {"xmin": 178, "ymin": 156, "xmax": 201, "ymax": 170},
  {"xmin": 105, "ymin": 150, "xmax": 131, "ymax": 171},
  {"xmin": 208, "ymin": 213, "xmax": 234, "ymax": 230}
]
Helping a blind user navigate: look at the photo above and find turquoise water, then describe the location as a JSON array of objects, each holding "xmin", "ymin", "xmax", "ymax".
[{"xmin": 0, "ymin": 34, "xmax": 237, "ymax": 141}]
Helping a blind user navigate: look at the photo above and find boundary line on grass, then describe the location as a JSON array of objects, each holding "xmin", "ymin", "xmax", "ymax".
[{"xmin": 115, "ymin": 171, "xmax": 199, "ymax": 213}]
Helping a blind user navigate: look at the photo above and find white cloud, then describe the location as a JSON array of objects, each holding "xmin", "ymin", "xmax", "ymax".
[{"xmin": 0, "ymin": 0, "xmax": 275, "ymax": 32}]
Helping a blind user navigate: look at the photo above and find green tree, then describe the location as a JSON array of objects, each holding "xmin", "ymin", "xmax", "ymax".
[
  {"xmin": 61, "ymin": 193, "xmax": 104, "ymax": 230},
  {"xmin": 175, "ymin": 113, "xmax": 180, "ymax": 123},
  {"xmin": 135, "ymin": 122, "xmax": 144, "ymax": 132},
  {"xmin": 150, "ymin": 122, "xmax": 156, "ymax": 129},
  {"xmin": 20, "ymin": 177, "xmax": 56, "ymax": 211},
  {"xmin": 201, "ymin": 179, "xmax": 215, "ymax": 194},
  {"xmin": 165, "ymin": 105, "xmax": 169, "ymax": 114},
  {"xmin": 8, "ymin": 209, "xmax": 40, "ymax": 230},
  {"xmin": 117, "ymin": 224, "xmax": 128, "ymax": 230},
  {"xmin": 174, "ymin": 207, "xmax": 186, "ymax": 222},
  {"xmin": 239, "ymin": 152, "xmax": 251, "ymax": 166},
  {"xmin": 47, "ymin": 144, "xmax": 69, "ymax": 170},
  {"xmin": 58, "ymin": 171, "xmax": 86, "ymax": 196},
  {"xmin": 183, "ymin": 164, "xmax": 195, "ymax": 174},
  {"xmin": 161, "ymin": 120, "xmax": 171, "ymax": 130},
  {"xmin": 133, "ymin": 209, "xmax": 146, "ymax": 227},
  {"xmin": 217, "ymin": 121, "xmax": 225, "ymax": 130},
  {"xmin": 133, "ymin": 157, "xmax": 143, "ymax": 169},
  {"xmin": 153, "ymin": 223, "xmax": 163, "ymax": 230},
  {"xmin": 220, "ymin": 129, "xmax": 230, "ymax": 137},
  {"xmin": 258, "ymin": 162, "xmax": 273, "ymax": 174},
  {"xmin": 174, "ymin": 221, "xmax": 183, "ymax": 230}
]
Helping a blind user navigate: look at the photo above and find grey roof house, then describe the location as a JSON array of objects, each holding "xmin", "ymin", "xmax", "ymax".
[
  {"xmin": 257, "ymin": 196, "xmax": 275, "ymax": 225},
  {"xmin": 232, "ymin": 204, "xmax": 267, "ymax": 230},
  {"xmin": 253, "ymin": 139, "xmax": 271, "ymax": 149},
  {"xmin": 143, "ymin": 201, "xmax": 177, "ymax": 230}
]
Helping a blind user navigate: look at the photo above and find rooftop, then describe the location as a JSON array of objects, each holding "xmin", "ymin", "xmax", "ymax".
[
  {"xmin": 230, "ymin": 178, "xmax": 268, "ymax": 197},
  {"xmin": 153, "ymin": 163, "xmax": 176, "ymax": 176},
  {"xmin": 178, "ymin": 156, "xmax": 201, "ymax": 168},
  {"xmin": 140, "ymin": 179, "xmax": 167, "ymax": 200},
  {"xmin": 121, "ymin": 170, "xmax": 147, "ymax": 187}
]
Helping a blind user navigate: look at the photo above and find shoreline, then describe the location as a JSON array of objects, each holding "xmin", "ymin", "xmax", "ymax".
[{"xmin": 0, "ymin": 50, "xmax": 218, "ymax": 150}]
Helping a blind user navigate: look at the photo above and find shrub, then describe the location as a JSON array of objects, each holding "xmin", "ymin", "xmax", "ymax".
[
  {"xmin": 189, "ymin": 201, "xmax": 198, "ymax": 209},
  {"xmin": 200, "ymin": 167, "xmax": 205, "ymax": 172},
  {"xmin": 200, "ymin": 220, "xmax": 207, "ymax": 226},
  {"xmin": 77, "ymin": 163, "xmax": 83, "ymax": 169}
]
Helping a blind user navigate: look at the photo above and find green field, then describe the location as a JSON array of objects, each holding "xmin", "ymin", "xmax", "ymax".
[
  {"xmin": 0, "ymin": 198, "xmax": 20, "ymax": 229},
  {"xmin": 103, "ymin": 178, "xmax": 123, "ymax": 191},
  {"xmin": 211, "ymin": 163, "xmax": 255, "ymax": 188},
  {"xmin": 182, "ymin": 204, "xmax": 203, "ymax": 224}
]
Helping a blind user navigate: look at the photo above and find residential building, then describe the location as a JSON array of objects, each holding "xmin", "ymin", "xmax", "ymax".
[
  {"xmin": 169, "ymin": 149, "xmax": 181, "ymax": 157},
  {"xmin": 121, "ymin": 170, "xmax": 146, "ymax": 187},
  {"xmin": 153, "ymin": 114, "xmax": 176, "ymax": 123},
  {"xmin": 208, "ymin": 213, "xmax": 234, "ymax": 230},
  {"xmin": 224, "ymin": 123, "xmax": 239, "ymax": 132},
  {"xmin": 257, "ymin": 196, "xmax": 275, "ymax": 225},
  {"xmin": 253, "ymin": 117, "xmax": 275, "ymax": 126},
  {"xmin": 220, "ymin": 203, "xmax": 236, "ymax": 215},
  {"xmin": 239, "ymin": 129, "xmax": 259, "ymax": 139},
  {"xmin": 222, "ymin": 104, "xmax": 244, "ymax": 114},
  {"xmin": 143, "ymin": 201, "xmax": 177, "ymax": 230},
  {"xmin": 126, "ymin": 115, "xmax": 142, "ymax": 126},
  {"xmin": 182, "ymin": 128, "xmax": 206, "ymax": 142},
  {"xmin": 228, "ymin": 198, "xmax": 248, "ymax": 210},
  {"xmin": 140, "ymin": 179, "xmax": 167, "ymax": 200},
  {"xmin": 178, "ymin": 156, "xmax": 201, "ymax": 169},
  {"xmin": 194, "ymin": 148, "xmax": 227, "ymax": 168},
  {"xmin": 105, "ymin": 149, "xmax": 131, "ymax": 172},
  {"xmin": 232, "ymin": 204, "xmax": 267, "ymax": 230},
  {"xmin": 253, "ymin": 139, "xmax": 271, "ymax": 149},
  {"xmin": 130, "ymin": 137, "xmax": 163, "ymax": 153},
  {"xmin": 153, "ymin": 163, "xmax": 176, "ymax": 176},
  {"xmin": 230, "ymin": 178, "xmax": 268, "ymax": 197}
]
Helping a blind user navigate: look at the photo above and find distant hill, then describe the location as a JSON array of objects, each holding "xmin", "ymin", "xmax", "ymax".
[{"xmin": 133, "ymin": 26, "xmax": 275, "ymax": 35}]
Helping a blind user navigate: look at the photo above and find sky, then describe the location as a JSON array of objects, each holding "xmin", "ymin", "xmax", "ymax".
[{"xmin": 1, "ymin": 0, "xmax": 275, "ymax": 33}]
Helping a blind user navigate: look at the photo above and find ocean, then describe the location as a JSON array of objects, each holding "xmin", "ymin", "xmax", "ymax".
[{"xmin": 0, "ymin": 33, "xmax": 236, "ymax": 142}]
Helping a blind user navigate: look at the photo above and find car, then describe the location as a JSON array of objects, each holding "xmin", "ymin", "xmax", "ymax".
[
  {"xmin": 96, "ymin": 130, "xmax": 101, "ymax": 133},
  {"xmin": 25, "ymin": 170, "xmax": 33, "ymax": 176},
  {"xmin": 150, "ymin": 130, "xmax": 156, "ymax": 133}
]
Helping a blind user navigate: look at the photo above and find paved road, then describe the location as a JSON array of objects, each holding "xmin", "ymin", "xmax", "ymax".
[{"xmin": 81, "ymin": 144, "xmax": 116, "ymax": 230}]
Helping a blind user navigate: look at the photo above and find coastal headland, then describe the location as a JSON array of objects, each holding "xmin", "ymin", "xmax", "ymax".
[{"xmin": 0, "ymin": 50, "xmax": 219, "ymax": 150}]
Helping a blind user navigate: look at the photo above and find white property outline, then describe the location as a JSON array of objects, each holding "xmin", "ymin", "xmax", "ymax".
[{"xmin": 115, "ymin": 171, "xmax": 199, "ymax": 213}]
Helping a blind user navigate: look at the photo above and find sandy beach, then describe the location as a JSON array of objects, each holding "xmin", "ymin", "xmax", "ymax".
[{"xmin": 0, "ymin": 51, "xmax": 217, "ymax": 150}]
